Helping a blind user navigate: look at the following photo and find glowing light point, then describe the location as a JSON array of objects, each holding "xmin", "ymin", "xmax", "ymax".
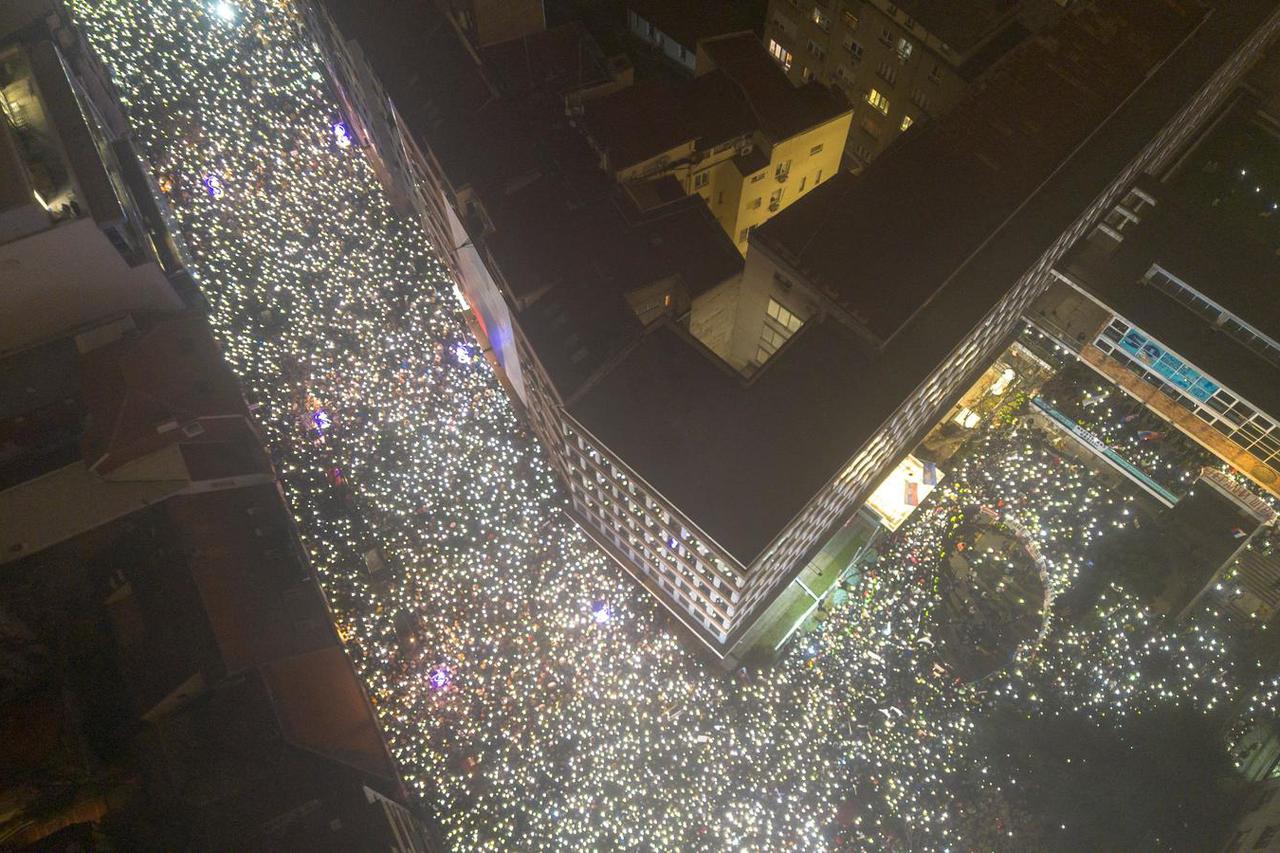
[
  {"xmin": 429, "ymin": 666, "xmax": 451, "ymax": 690},
  {"xmin": 452, "ymin": 342, "xmax": 474, "ymax": 364},
  {"xmin": 212, "ymin": 1, "xmax": 237, "ymax": 22}
]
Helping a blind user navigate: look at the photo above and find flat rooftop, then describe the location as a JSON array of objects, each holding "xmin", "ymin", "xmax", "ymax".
[
  {"xmin": 582, "ymin": 35, "xmax": 849, "ymax": 172},
  {"xmin": 572, "ymin": 0, "xmax": 1277, "ymax": 567},
  {"xmin": 699, "ymin": 34, "xmax": 850, "ymax": 141},
  {"xmin": 756, "ymin": 0, "xmax": 1208, "ymax": 344},
  {"xmin": 628, "ymin": 0, "xmax": 758, "ymax": 48},
  {"xmin": 1059, "ymin": 189, "xmax": 1280, "ymax": 416},
  {"xmin": 894, "ymin": 0, "xmax": 1026, "ymax": 56}
]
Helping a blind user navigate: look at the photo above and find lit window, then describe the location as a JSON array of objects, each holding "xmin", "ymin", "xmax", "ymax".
[
  {"xmin": 768, "ymin": 39, "xmax": 793, "ymax": 70},
  {"xmin": 900, "ymin": 114, "xmax": 913, "ymax": 131},
  {"xmin": 693, "ymin": 171, "xmax": 710, "ymax": 189},
  {"xmin": 767, "ymin": 298, "xmax": 804, "ymax": 332},
  {"xmin": 812, "ymin": 6, "xmax": 830, "ymax": 30},
  {"xmin": 896, "ymin": 37, "xmax": 913, "ymax": 62},
  {"xmin": 866, "ymin": 88, "xmax": 890, "ymax": 115}
]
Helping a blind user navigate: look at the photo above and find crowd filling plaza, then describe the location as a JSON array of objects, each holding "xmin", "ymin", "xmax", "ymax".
[{"xmin": 68, "ymin": 1, "xmax": 1280, "ymax": 849}]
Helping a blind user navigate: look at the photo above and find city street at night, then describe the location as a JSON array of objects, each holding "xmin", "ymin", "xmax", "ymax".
[{"xmin": 49, "ymin": 1, "xmax": 1280, "ymax": 849}]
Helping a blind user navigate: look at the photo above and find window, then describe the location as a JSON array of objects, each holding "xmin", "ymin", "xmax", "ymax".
[
  {"xmin": 843, "ymin": 35, "xmax": 863, "ymax": 60},
  {"xmin": 776, "ymin": 159, "xmax": 792, "ymax": 180},
  {"xmin": 860, "ymin": 115, "xmax": 882, "ymax": 139},
  {"xmin": 866, "ymin": 87, "xmax": 890, "ymax": 115},
  {"xmin": 800, "ymin": 65, "xmax": 813, "ymax": 82},
  {"xmin": 693, "ymin": 171, "xmax": 709, "ymax": 189},
  {"xmin": 799, "ymin": 176, "xmax": 807, "ymax": 192},
  {"xmin": 815, "ymin": 169, "xmax": 822, "ymax": 184},
  {"xmin": 812, "ymin": 6, "xmax": 830, "ymax": 30},
  {"xmin": 748, "ymin": 196, "xmax": 762, "ymax": 209},
  {"xmin": 842, "ymin": 9, "xmax": 858, "ymax": 29},
  {"xmin": 900, "ymin": 114, "xmax": 913, "ymax": 131},
  {"xmin": 912, "ymin": 87, "xmax": 931, "ymax": 111},
  {"xmin": 896, "ymin": 37, "xmax": 913, "ymax": 62},
  {"xmin": 769, "ymin": 188, "xmax": 783, "ymax": 210},
  {"xmin": 877, "ymin": 60, "xmax": 897, "ymax": 84},
  {"xmin": 878, "ymin": 25, "xmax": 893, "ymax": 47},
  {"xmin": 807, "ymin": 39, "xmax": 826, "ymax": 61},
  {"xmin": 750, "ymin": 171, "xmax": 766, "ymax": 183},
  {"xmin": 928, "ymin": 62, "xmax": 943, "ymax": 83},
  {"xmin": 769, "ymin": 39, "xmax": 793, "ymax": 70},
  {"xmin": 810, "ymin": 143, "xmax": 824, "ymax": 156},
  {"xmin": 767, "ymin": 298, "xmax": 804, "ymax": 332},
  {"xmin": 835, "ymin": 64, "xmax": 852, "ymax": 82}
]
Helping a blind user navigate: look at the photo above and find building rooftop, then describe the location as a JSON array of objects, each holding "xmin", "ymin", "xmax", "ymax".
[
  {"xmin": 78, "ymin": 312, "xmax": 263, "ymax": 476},
  {"xmin": 513, "ymin": 190, "xmax": 744, "ymax": 395},
  {"xmin": 572, "ymin": 0, "xmax": 1273, "ymax": 568},
  {"xmin": 894, "ymin": 0, "xmax": 1026, "ymax": 56},
  {"xmin": 699, "ymin": 34, "xmax": 851, "ymax": 141},
  {"xmin": 582, "ymin": 35, "xmax": 849, "ymax": 173},
  {"xmin": 580, "ymin": 71, "xmax": 756, "ymax": 171},
  {"xmin": 627, "ymin": 0, "xmax": 758, "ymax": 49},
  {"xmin": 757, "ymin": 0, "xmax": 1208, "ymax": 344},
  {"xmin": 1059, "ymin": 186, "xmax": 1280, "ymax": 416},
  {"xmin": 570, "ymin": 319, "xmax": 876, "ymax": 564}
]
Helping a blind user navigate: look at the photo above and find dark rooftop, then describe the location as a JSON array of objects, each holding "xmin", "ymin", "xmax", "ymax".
[
  {"xmin": 756, "ymin": 0, "xmax": 1208, "ymax": 344},
  {"xmin": 570, "ymin": 319, "xmax": 876, "ymax": 564},
  {"xmin": 581, "ymin": 35, "xmax": 849, "ymax": 173},
  {"xmin": 581, "ymin": 71, "xmax": 755, "ymax": 171},
  {"xmin": 628, "ymin": 0, "xmax": 759, "ymax": 50},
  {"xmin": 894, "ymin": 0, "xmax": 1025, "ymax": 56},
  {"xmin": 1059, "ymin": 185, "xmax": 1280, "ymax": 416},
  {"xmin": 699, "ymin": 34, "xmax": 851, "ymax": 141},
  {"xmin": 515, "ymin": 191, "xmax": 744, "ymax": 394},
  {"xmin": 572, "ymin": 0, "xmax": 1274, "ymax": 567}
]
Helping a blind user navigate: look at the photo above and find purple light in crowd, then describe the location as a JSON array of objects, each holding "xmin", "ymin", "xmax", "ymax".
[
  {"xmin": 429, "ymin": 666, "xmax": 451, "ymax": 690},
  {"xmin": 332, "ymin": 121, "xmax": 353, "ymax": 149},
  {"xmin": 591, "ymin": 602, "xmax": 611, "ymax": 624},
  {"xmin": 203, "ymin": 173, "xmax": 225, "ymax": 199}
]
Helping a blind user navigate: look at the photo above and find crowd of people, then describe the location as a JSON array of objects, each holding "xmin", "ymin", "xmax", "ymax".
[{"xmin": 68, "ymin": 1, "xmax": 1280, "ymax": 848}]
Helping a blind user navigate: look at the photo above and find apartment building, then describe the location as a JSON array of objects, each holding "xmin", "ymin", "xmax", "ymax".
[
  {"xmin": 581, "ymin": 33, "xmax": 852, "ymax": 253},
  {"xmin": 763, "ymin": 0, "xmax": 1065, "ymax": 168},
  {"xmin": 308, "ymin": 0, "xmax": 1280, "ymax": 658}
]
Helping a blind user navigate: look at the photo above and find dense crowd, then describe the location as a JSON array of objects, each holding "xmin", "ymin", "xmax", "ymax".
[{"xmin": 69, "ymin": 1, "xmax": 1279, "ymax": 848}]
